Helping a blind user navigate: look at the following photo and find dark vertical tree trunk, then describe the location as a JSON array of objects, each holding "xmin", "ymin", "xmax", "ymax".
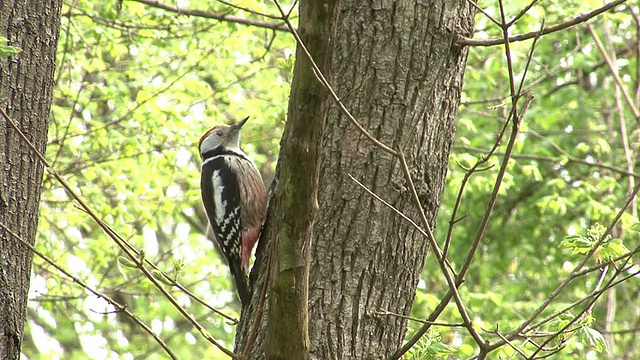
[
  {"xmin": 237, "ymin": 1, "xmax": 474, "ymax": 358},
  {"xmin": 309, "ymin": 1, "xmax": 474, "ymax": 357},
  {"xmin": 0, "ymin": 1, "xmax": 62, "ymax": 359}
]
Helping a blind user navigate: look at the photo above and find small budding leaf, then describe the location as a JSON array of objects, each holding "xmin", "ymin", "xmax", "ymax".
[
  {"xmin": 551, "ymin": 312, "xmax": 575, "ymax": 332},
  {"xmin": 118, "ymin": 256, "xmax": 138, "ymax": 269},
  {"xmin": 560, "ymin": 235, "xmax": 593, "ymax": 255},
  {"xmin": 173, "ymin": 258, "xmax": 185, "ymax": 272},
  {"xmin": 172, "ymin": 258, "xmax": 185, "ymax": 281},
  {"xmin": 151, "ymin": 269, "xmax": 173, "ymax": 286}
]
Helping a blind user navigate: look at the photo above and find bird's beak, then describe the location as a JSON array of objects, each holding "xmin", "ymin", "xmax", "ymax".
[{"xmin": 233, "ymin": 116, "xmax": 249, "ymax": 131}]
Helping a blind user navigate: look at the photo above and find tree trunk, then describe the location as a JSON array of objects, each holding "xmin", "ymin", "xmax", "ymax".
[
  {"xmin": 263, "ymin": 1, "xmax": 338, "ymax": 358},
  {"xmin": 309, "ymin": 1, "xmax": 474, "ymax": 357},
  {"xmin": 237, "ymin": 0, "xmax": 474, "ymax": 358},
  {"xmin": 0, "ymin": 1, "xmax": 62, "ymax": 359}
]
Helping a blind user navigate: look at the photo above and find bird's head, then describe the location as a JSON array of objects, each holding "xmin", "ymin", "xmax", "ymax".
[{"xmin": 199, "ymin": 116, "xmax": 249, "ymax": 157}]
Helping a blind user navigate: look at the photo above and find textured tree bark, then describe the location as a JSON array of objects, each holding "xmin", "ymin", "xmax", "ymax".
[
  {"xmin": 263, "ymin": 1, "xmax": 337, "ymax": 358},
  {"xmin": 0, "ymin": 1, "xmax": 62, "ymax": 359},
  {"xmin": 308, "ymin": 1, "xmax": 474, "ymax": 357},
  {"xmin": 236, "ymin": 1, "xmax": 474, "ymax": 358}
]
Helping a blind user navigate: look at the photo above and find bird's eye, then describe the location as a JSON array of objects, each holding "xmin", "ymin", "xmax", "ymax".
[{"xmin": 216, "ymin": 130, "xmax": 224, "ymax": 136}]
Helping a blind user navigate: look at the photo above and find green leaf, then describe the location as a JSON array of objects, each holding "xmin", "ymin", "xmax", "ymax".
[
  {"xmin": 407, "ymin": 329, "xmax": 456, "ymax": 359},
  {"xmin": 551, "ymin": 312, "xmax": 575, "ymax": 332},
  {"xmin": 151, "ymin": 269, "xmax": 173, "ymax": 286},
  {"xmin": 600, "ymin": 238, "xmax": 630, "ymax": 260},
  {"xmin": 117, "ymin": 256, "xmax": 138, "ymax": 269},
  {"xmin": 578, "ymin": 327, "xmax": 607, "ymax": 353},
  {"xmin": 428, "ymin": 341, "xmax": 457, "ymax": 357}
]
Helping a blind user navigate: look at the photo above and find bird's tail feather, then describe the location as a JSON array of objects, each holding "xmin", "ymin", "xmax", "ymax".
[{"xmin": 230, "ymin": 262, "xmax": 251, "ymax": 307}]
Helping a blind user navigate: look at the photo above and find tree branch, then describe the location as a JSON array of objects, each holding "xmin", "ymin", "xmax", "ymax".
[
  {"xmin": 128, "ymin": 0, "xmax": 290, "ymax": 32},
  {"xmin": 458, "ymin": 0, "xmax": 627, "ymax": 47},
  {"xmin": 588, "ymin": 23, "xmax": 640, "ymax": 122},
  {"xmin": 459, "ymin": 145, "xmax": 640, "ymax": 179}
]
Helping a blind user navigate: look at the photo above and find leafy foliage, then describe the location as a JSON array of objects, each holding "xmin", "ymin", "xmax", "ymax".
[
  {"xmin": 28, "ymin": 1, "xmax": 291, "ymax": 359},
  {"xmin": 412, "ymin": 2, "xmax": 640, "ymax": 359},
  {"xmin": 407, "ymin": 329, "xmax": 457, "ymax": 359},
  {"xmin": 561, "ymin": 223, "xmax": 630, "ymax": 262}
]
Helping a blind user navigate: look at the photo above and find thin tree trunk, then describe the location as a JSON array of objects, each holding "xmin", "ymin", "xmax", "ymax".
[
  {"xmin": 263, "ymin": 1, "xmax": 339, "ymax": 358},
  {"xmin": 237, "ymin": 1, "xmax": 474, "ymax": 358},
  {"xmin": 309, "ymin": 1, "xmax": 474, "ymax": 357},
  {"xmin": 0, "ymin": 1, "xmax": 62, "ymax": 359}
]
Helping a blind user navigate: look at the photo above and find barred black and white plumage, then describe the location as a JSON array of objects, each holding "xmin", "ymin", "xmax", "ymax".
[{"xmin": 199, "ymin": 117, "xmax": 267, "ymax": 307}]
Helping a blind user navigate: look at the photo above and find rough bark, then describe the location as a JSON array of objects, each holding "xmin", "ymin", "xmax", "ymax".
[
  {"xmin": 0, "ymin": 1, "xmax": 62, "ymax": 359},
  {"xmin": 309, "ymin": 1, "xmax": 474, "ymax": 357},
  {"xmin": 263, "ymin": 1, "xmax": 338, "ymax": 358},
  {"xmin": 237, "ymin": 1, "xmax": 474, "ymax": 358}
]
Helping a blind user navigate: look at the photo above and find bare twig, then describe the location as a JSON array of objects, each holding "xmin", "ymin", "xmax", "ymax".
[
  {"xmin": 395, "ymin": 5, "xmax": 543, "ymax": 360},
  {"xmin": 631, "ymin": 7, "xmax": 640, "ymax": 106},
  {"xmin": 531, "ymin": 260, "xmax": 639, "ymax": 357},
  {"xmin": 519, "ymin": 259, "xmax": 639, "ymax": 334},
  {"xmin": 129, "ymin": 0, "xmax": 289, "ymax": 32},
  {"xmin": 376, "ymin": 309, "xmax": 465, "ymax": 327},
  {"xmin": 398, "ymin": 153, "xmax": 487, "ymax": 348},
  {"xmin": 458, "ymin": 0, "xmax": 627, "ymax": 47},
  {"xmin": 347, "ymin": 175, "xmax": 455, "ymax": 274},
  {"xmin": 506, "ymin": 0, "xmax": 540, "ymax": 27},
  {"xmin": 213, "ymin": 0, "xmax": 281, "ymax": 19},
  {"xmin": 465, "ymin": 0, "xmax": 501, "ymax": 27},
  {"xmin": 160, "ymin": 273, "xmax": 238, "ymax": 324},
  {"xmin": 458, "ymin": 145, "xmax": 640, "ymax": 178},
  {"xmin": 492, "ymin": 326, "xmax": 529, "ymax": 358},
  {"xmin": 347, "ymin": 175, "xmax": 470, "ymax": 360},
  {"xmin": 441, "ymin": 19, "xmax": 541, "ymax": 264},
  {"xmin": 588, "ymin": 23, "xmax": 640, "ymax": 122},
  {"xmin": 441, "ymin": 161, "xmax": 493, "ymax": 260}
]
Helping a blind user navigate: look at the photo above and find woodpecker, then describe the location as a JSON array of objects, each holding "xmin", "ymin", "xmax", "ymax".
[{"xmin": 199, "ymin": 117, "xmax": 267, "ymax": 307}]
